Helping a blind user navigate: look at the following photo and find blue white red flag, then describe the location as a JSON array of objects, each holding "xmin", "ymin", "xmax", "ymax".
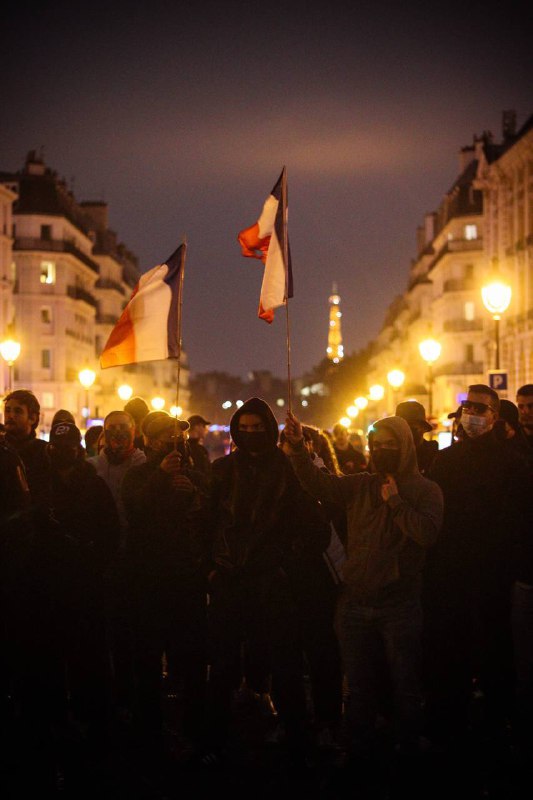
[
  {"xmin": 237, "ymin": 168, "xmax": 293, "ymax": 323},
  {"xmin": 100, "ymin": 244, "xmax": 185, "ymax": 368}
]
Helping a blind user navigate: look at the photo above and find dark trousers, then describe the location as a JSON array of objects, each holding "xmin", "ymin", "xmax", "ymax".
[
  {"xmin": 206, "ymin": 572, "xmax": 306, "ymax": 748},
  {"xmin": 337, "ymin": 596, "xmax": 424, "ymax": 753}
]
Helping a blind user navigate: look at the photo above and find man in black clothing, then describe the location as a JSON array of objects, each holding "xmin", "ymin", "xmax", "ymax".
[
  {"xmin": 3, "ymin": 389, "xmax": 49, "ymax": 509},
  {"xmin": 516, "ymin": 384, "xmax": 533, "ymax": 449},
  {"xmin": 332, "ymin": 423, "xmax": 367, "ymax": 474},
  {"xmin": 423, "ymin": 384, "xmax": 531, "ymax": 750},
  {"xmin": 207, "ymin": 398, "xmax": 329, "ymax": 759}
]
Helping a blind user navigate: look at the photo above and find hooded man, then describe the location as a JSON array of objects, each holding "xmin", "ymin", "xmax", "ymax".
[
  {"xmin": 207, "ymin": 397, "xmax": 329, "ymax": 760},
  {"xmin": 283, "ymin": 411, "xmax": 443, "ymax": 758}
]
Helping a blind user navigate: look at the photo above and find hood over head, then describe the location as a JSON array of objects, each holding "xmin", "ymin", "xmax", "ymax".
[
  {"xmin": 368, "ymin": 415, "xmax": 419, "ymax": 476},
  {"xmin": 230, "ymin": 397, "xmax": 279, "ymax": 452}
]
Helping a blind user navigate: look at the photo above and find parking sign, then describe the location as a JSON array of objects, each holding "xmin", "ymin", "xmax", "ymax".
[{"xmin": 488, "ymin": 371, "xmax": 508, "ymax": 392}]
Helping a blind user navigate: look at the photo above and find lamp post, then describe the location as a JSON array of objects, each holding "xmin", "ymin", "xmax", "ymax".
[
  {"xmin": 418, "ymin": 339, "xmax": 441, "ymax": 418},
  {"xmin": 481, "ymin": 280, "xmax": 512, "ymax": 370},
  {"xmin": 78, "ymin": 368, "xmax": 96, "ymax": 422},
  {"xmin": 387, "ymin": 369, "xmax": 405, "ymax": 413},
  {"xmin": 151, "ymin": 396, "xmax": 165, "ymax": 411},
  {"xmin": 0, "ymin": 338, "xmax": 21, "ymax": 391}
]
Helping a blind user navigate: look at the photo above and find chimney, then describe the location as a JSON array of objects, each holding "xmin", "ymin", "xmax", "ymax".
[{"xmin": 502, "ymin": 109, "xmax": 516, "ymax": 140}]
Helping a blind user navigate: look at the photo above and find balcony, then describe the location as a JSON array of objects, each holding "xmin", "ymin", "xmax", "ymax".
[
  {"xmin": 435, "ymin": 361, "xmax": 483, "ymax": 377},
  {"xmin": 14, "ymin": 237, "xmax": 100, "ymax": 273},
  {"xmin": 443, "ymin": 319, "xmax": 483, "ymax": 332},
  {"xmin": 96, "ymin": 313, "xmax": 119, "ymax": 325},
  {"xmin": 67, "ymin": 285, "xmax": 98, "ymax": 309},
  {"xmin": 95, "ymin": 277, "xmax": 126, "ymax": 295},
  {"xmin": 443, "ymin": 278, "xmax": 477, "ymax": 292}
]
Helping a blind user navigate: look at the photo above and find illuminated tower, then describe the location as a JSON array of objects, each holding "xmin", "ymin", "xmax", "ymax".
[{"xmin": 327, "ymin": 282, "xmax": 344, "ymax": 363}]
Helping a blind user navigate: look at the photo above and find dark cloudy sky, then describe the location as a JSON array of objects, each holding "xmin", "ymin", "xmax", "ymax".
[{"xmin": 1, "ymin": 0, "xmax": 531, "ymax": 379}]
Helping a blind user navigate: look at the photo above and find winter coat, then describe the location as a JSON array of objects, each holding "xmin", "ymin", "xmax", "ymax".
[{"xmin": 288, "ymin": 415, "xmax": 443, "ymax": 606}]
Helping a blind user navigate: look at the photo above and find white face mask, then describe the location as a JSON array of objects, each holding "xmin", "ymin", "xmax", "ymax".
[{"xmin": 461, "ymin": 413, "xmax": 490, "ymax": 438}]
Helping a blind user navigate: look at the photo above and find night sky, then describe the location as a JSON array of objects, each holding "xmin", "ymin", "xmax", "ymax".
[{"xmin": 1, "ymin": 1, "xmax": 531, "ymax": 379}]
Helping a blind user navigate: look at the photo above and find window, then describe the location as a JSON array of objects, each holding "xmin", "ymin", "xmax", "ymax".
[
  {"xmin": 41, "ymin": 349, "xmax": 51, "ymax": 369},
  {"xmin": 40, "ymin": 224, "xmax": 52, "ymax": 240},
  {"xmin": 464, "ymin": 224, "xmax": 477, "ymax": 240},
  {"xmin": 40, "ymin": 261, "xmax": 55, "ymax": 284},
  {"xmin": 40, "ymin": 306, "xmax": 52, "ymax": 323},
  {"xmin": 464, "ymin": 344, "xmax": 474, "ymax": 362},
  {"xmin": 464, "ymin": 302, "xmax": 475, "ymax": 321},
  {"xmin": 464, "ymin": 264, "xmax": 474, "ymax": 279}
]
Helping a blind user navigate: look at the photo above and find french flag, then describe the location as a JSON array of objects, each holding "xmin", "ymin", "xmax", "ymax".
[
  {"xmin": 100, "ymin": 244, "xmax": 185, "ymax": 369},
  {"xmin": 238, "ymin": 168, "xmax": 293, "ymax": 323}
]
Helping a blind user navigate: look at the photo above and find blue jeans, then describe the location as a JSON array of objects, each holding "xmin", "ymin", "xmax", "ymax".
[{"xmin": 337, "ymin": 596, "xmax": 424, "ymax": 752}]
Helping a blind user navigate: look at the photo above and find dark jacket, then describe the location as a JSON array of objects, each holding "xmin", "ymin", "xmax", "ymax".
[
  {"xmin": 288, "ymin": 415, "xmax": 443, "ymax": 606},
  {"xmin": 210, "ymin": 397, "xmax": 329, "ymax": 579},
  {"xmin": 426, "ymin": 428, "xmax": 533, "ymax": 595}
]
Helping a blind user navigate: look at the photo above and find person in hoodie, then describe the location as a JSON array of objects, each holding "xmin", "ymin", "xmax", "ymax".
[
  {"xmin": 283, "ymin": 410, "xmax": 443, "ymax": 759},
  {"xmin": 206, "ymin": 397, "xmax": 329, "ymax": 760}
]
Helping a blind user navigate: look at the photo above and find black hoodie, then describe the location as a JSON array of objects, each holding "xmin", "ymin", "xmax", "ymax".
[{"xmin": 210, "ymin": 397, "xmax": 327, "ymax": 576}]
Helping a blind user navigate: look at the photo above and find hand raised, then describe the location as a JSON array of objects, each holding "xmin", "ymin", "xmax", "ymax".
[
  {"xmin": 284, "ymin": 411, "xmax": 304, "ymax": 446},
  {"xmin": 380, "ymin": 475, "xmax": 399, "ymax": 502}
]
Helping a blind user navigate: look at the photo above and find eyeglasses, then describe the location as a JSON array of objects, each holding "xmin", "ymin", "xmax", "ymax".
[{"xmin": 461, "ymin": 400, "xmax": 496, "ymax": 415}]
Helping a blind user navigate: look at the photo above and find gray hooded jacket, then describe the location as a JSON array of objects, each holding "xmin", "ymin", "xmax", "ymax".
[{"xmin": 288, "ymin": 415, "xmax": 443, "ymax": 605}]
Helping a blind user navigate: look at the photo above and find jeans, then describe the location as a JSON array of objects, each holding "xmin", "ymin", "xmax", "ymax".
[{"xmin": 337, "ymin": 596, "xmax": 424, "ymax": 752}]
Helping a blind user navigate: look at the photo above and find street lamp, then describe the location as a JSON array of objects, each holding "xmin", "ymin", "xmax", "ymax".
[
  {"xmin": 151, "ymin": 396, "xmax": 165, "ymax": 411},
  {"xmin": 481, "ymin": 279, "xmax": 512, "ymax": 369},
  {"xmin": 78, "ymin": 367, "xmax": 96, "ymax": 421},
  {"xmin": 368, "ymin": 384, "xmax": 385, "ymax": 402},
  {"xmin": 418, "ymin": 339, "xmax": 441, "ymax": 418},
  {"xmin": 0, "ymin": 337, "xmax": 21, "ymax": 391},
  {"xmin": 117, "ymin": 383, "xmax": 133, "ymax": 401},
  {"xmin": 170, "ymin": 405, "xmax": 183, "ymax": 418},
  {"xmin": 387, "ymin": 369, "xmax": 405, "ymax": 413},
  {"xmin": 355, "ymin": 396, "xmax": 368, "ymax": 410}
]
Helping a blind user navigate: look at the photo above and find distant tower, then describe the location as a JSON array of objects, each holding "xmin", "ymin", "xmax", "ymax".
[{"xmin": 327, "ymin": 282, "xmax": 344, "ymax": 363}]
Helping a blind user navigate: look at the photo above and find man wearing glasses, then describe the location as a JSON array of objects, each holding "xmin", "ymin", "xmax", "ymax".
[{"xmin": 423, "ymin": 384, "xmax": 530, "ymax": 759}]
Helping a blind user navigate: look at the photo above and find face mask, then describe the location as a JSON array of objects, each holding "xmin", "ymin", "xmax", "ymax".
[
  {"xmin": 460, "ymin": 414, "xmax": 491, "ymax": 438},
  {"xmin": 239, "ymin": 431, "xmax": 269, "ymax": 453},
  {"xmin": 372, "ymin": 449, "xmax": 401, "ymax": 475},
  {"xmin": 50, "ymin": 450, "xmax": 78, "ymax": 470}
]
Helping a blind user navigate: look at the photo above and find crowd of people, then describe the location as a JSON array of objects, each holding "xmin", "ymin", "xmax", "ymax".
[{"xmin": 0, "ymin": 382, "xmax": 532, "ymax": 797}]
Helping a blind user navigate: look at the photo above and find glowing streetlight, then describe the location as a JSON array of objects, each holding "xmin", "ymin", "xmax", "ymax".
[
  {"xmin": 0, "ymin": 337, "xmax": 21, "ymax": 391},
  {"xmin": 151, "ymin": 396, "xmax": 165, "ymax": 411},
  {"xmin": 117, "ymin": 383, "xmax": 133, "ymax": 401},
  {"xmin": 78, "ymin": 367, "xmax": 96, "ymax": 420},
  {"xmin": 418, "ymin": 339, "xmax": 441, "ymax": 417},
  {"xmin": 481, "ymin": 279, "xmax": 512, "ymax": 369},
  {"xmin": 355, "ymin": 396, "xmax": 368, "ymax": 410},
  {"xmin": 368, "ymin": 384, "xmax": 385, "ymax": 402},
  {"xmin": 170, "ymin": 405, "xmax": 183, "ymax": 418},
  {"xmin": 339, "ymin": 417, "xmax": 352, "ymax": 429},
  {"xmin": 346, "ymin": 405, "xmax": 359, "ymax": 419},
  {"xmin": 387, "ymin": 369, "xmax": 405, "ymax": 390}
]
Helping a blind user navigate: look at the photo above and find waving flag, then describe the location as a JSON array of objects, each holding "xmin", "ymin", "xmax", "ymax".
[
  {"xmin": 238, "ymin": 167, "xmax": 293, "ymax": 323},
  {"xmin": 100, "ymin": 244, "xmax": 185, "ymax": 369}
]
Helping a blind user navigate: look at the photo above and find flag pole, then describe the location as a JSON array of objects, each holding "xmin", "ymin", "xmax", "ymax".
[
  {"xmin": 281, "ymin": 167, "xmax": 293, "ymax": 414},
  {"xmin": 174, "ymin": 238, "xmax": 187, "ymax": 449}
]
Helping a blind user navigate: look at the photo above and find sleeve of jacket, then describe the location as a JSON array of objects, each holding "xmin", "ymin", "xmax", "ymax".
[
  {"xmin": 385, "ymin": 480, "xmax": 443, "ymax": 548},
  {"xmin": 288, "ymin": 442, "xmax": 364, "ymax": 508}
]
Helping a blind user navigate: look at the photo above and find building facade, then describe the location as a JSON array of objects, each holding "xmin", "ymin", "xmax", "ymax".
[
  {"xmin": 0, "ymin": 152, "xmax": 189, "ymax": 432},
  {"xmin": 367, "ymin": 111, "xmax": 532, "ymax": 429}
]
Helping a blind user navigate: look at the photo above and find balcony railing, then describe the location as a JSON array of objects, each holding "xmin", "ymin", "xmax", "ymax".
[
  {"xmin": 443, "ymin": 278, "xmax": 477, "ymax": 292},
  {"xmin": 95, "ymin": 277, "xmax": 126, "ymax": 295},
  {"xmin": 67, "ymin": 285, "xmax": 98, "ymax": 308},
  {"xmin": 14, "ymin": 237, "xmax": 100, "ymax": 273},
  {"xmin": 435, "ymin": 361, "xmax": 483, "ymax": 377},
  {"xmin": 443, "ymin": 318, "xmax": 483, "ymax": 332}
]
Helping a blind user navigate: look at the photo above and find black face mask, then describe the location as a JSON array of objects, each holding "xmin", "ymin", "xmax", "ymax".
[
  {"xmin": 238, "ymin": 431, "xmax": 270, "ymax": 453},
  {"xmin": 50, "ymin": 450, "xmax": 78, "ymax": 470},
  {"xmin": 372, "ymin": 449, "xmax": 401, "ymax": 475}
]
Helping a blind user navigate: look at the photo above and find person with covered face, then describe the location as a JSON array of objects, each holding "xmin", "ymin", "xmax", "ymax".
[
  {"xmin": 423, "ymin": 384, "xmax": 532, "ymax": 754},
  {"xmin": 206, "ymin": 397, "xmax": 329, "ymax": 762},
  {"xmin": 283, "ymin": 410, "xmax": 443, "ymax": 761},
  {"xmin": 121, "ymin": 411, "xmax": 211, "ymax": 761}
]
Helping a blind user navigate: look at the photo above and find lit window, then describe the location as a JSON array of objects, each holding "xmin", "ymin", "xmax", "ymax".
[
  {"xmin": 464, "ymin": 302, "xmax": 475, "ymax": 321},
  {"xmin": 40, "ymin": 261, "xmax": 56, "ymax": 284},
  {"xmin": 464, "ymin": 224, "xmax": 477, "ymax": 240}
]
